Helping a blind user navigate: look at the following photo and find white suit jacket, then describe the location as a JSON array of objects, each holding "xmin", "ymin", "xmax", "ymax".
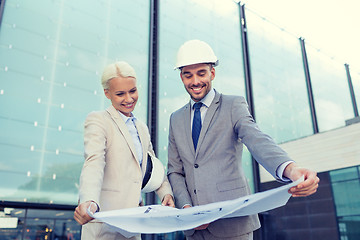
[{"xmin": 79, "ymin": 105, "xmax": 172, "ymax": 239}]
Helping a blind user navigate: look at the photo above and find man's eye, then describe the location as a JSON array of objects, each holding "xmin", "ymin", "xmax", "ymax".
[{"xmin": 116, "ymin": 93, "xmax": 124, "ymax": 96}]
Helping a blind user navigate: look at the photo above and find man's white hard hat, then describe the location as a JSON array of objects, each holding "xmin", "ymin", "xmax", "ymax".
[
  {"xmin": 141, "ymin": 152, "xmax": 165, "ymax": 193},
  {"xmin": 174, "ymin": 39, "xmax": 218, "ymax": 70}
]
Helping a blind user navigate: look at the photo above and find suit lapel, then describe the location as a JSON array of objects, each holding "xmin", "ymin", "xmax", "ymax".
[
  {"xmin": 183, "ymin": 102, "xmax": 195, "ymax": 155},
  {"xmin": 106, "ymin": 106, "xmax": 140, "ymax": 165},
  {"xmin": 196, "ymin": 92, "xmax": 221, "ymax": 155},
  {"xmin": 134, "ymin": 119, "xmax": 148, "ymax": 174}
]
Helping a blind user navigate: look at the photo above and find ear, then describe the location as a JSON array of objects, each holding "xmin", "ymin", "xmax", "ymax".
[
  {"xmin": 210, "ymin": 67, "xmax": 215, "ymax": 81},
  {"xmin": 180, "ymin": 72, "xmax": 185, "ymax": 83},
  {"xmin": 104, "ymin": 89, "xmax": 111, "ymax": 99}
]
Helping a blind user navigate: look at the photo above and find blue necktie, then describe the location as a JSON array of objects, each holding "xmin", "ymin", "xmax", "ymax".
[{"xmin": 192, "ymin": 102, "xmax": 203, "ymax": 150}]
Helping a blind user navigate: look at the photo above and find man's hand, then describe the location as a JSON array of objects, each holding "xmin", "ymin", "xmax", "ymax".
[
  {"xmin": 74, "ymin": 201, "xmax": 97, "ymax": 225},
  {"xmin": 183, "ymin": 205, "xmax": 210, "ymax": 230},
  {"xmin": 284, "ymin": 162, "xmax": 320, "ymax": 197},
  {"xmin": 162, "ymin": 194, "xmax": 175, "ymax": 207}
]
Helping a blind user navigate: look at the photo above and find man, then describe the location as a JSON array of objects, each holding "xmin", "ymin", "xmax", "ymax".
[{"xmin": 167, "ymin": 39, "xmax": 319, "ymax": 240}]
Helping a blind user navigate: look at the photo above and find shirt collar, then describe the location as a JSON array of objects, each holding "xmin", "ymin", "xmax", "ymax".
[
  {"xmin": 118, "ymin": 111, "xmax": 136, "ymax": 123},
  {"xmin": 191, "ymin": 88, "xmax": 215, "ymax": 108}
]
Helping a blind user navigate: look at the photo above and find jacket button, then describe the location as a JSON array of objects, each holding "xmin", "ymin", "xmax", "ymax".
[
  {"xmin": 194, "ymin": 164, "xmax": 199, "ymax": 168},
  {"xmin": 194, "ymin": 190, "xmax": 197, "ymax": 194}
]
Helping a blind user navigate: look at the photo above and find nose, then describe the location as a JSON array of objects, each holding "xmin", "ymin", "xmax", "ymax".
[
  {"xmin": 192, "ymin": 75, "xmax": 201, "ymax": 85},
  {"xmin": 125, "ymin": 93, "xmax": 132, "ymax": 102}
]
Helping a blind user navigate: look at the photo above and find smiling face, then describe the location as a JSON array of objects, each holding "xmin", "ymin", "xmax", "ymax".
[
  {"xmin": 180, "ymin": 63, "xmax": 215, "ymax": 102},
  {"xmin": 104, "ymin": 76, "xmax": 138, "ymax": 117}
]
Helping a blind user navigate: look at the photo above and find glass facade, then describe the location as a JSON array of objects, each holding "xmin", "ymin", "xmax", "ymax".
[
  {"xmin": 330, "ymin": 166, "xmax": 360, "ymax": 240},
  {"xmin": 0, "ymin": 0, "xmax": 150, "ymax": 205},
  {"xmin": 0, "ymin": 0, "xmax": 359, "ymax": 239},
  {"xmin": 245, "ymin": 8, "xmax": 313, "ymax": 143},
  {"xmin": 0, "ymin": 207, "xmax": 80, "ymax": 240},
  {"xmin": 306, "ymin": 45, "xmax": 354, "ymax": 132}
]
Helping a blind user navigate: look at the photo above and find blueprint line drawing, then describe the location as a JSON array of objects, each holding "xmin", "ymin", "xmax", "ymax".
[{"xmin": 88, "ymin": 176, "xmax": 304, "ymax": 237}]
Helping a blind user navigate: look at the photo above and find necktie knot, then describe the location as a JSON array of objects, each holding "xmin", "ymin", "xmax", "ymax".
[{"xmin": 193, "ymin": 102, "xmax": 203, "ymax": 110}]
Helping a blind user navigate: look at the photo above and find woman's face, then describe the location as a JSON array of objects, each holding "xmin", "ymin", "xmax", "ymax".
[{"xmin": 104, "ymin": 76, "xmax": 138, "ymax": 117}]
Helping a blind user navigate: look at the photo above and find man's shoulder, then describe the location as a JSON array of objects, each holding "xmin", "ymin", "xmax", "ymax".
[
  {"xmin": 220, "ymin": 93, "xmax": 245, "ymax": 101},
  {"xmin": 219, "ymin": 93, "xmax": 246, "ymax": 105},
  {"xmin": 171, "ymin": 103, "xmax": 189, "ymax": 117}
]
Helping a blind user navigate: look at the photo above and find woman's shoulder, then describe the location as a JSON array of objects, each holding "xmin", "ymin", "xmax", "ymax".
[{"xmin": 86, "ymin": 110, "xmax": 107, "ymax": 118}]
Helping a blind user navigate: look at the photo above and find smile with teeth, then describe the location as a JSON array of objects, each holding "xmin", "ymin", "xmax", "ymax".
[
  {"xmin": 123, "ymin": 103, "xmax": 134, "ymax": 108},
  {"xmin": 191, "ymin": 86, "xmax": 204, "ymax": 93}
]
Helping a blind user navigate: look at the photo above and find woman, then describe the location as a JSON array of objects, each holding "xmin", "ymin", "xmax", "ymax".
[{"xmin": 74, "ymin": 61, "xmax": 174, "ymax": 240}]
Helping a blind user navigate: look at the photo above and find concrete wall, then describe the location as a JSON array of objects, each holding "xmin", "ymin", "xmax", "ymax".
[{"xmin": 260, "ymin": 122, "xmax": 360, "ymax": 183}]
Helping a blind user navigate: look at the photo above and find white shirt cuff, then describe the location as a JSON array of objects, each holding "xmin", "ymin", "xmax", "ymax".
[{"xmin": 276, "ymin": 161, "xmax": 294, "ymax": 182}]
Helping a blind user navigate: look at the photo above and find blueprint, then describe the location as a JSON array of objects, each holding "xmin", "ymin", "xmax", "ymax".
[{"xmin": 88, "ymin": 176, "xmax": 303, "ymax": 237}]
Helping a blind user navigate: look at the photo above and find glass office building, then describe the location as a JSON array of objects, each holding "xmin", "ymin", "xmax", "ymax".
[{"xmin": 0, "ymin": 0, "xmax": 359, "ymax": 239}]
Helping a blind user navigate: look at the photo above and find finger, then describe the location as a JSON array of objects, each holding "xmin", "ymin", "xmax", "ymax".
[
  {"xmin": 296, "ymin": 175, "xmax": 319, "ymax": 189},
  {"xmin": 74, "ymin": 213, "xmax": 86, "ymax": 225},
  {"xmin": 75, "ymin": 208, "xmax": 93, "ymax": 224},
  {"xmin": 290, "ymin": 180, "xmax": 319, "ymax": 193},
  {"xmin": 161, "ymin": 196, "xmax": 169, "ymax": 206},
  {"xmin": 291, "ymin": 183, "xmax": 319, "ymax": 197},
  {"xmin": 195, "ymin": 224, "xmax": 209, "ymax": 230},
  {"xmin": 162, "ymin": 195, "xmax": 174, "ymax": 207}
]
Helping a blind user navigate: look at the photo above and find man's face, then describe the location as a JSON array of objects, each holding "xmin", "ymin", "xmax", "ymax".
[{"xmin": 180, "ymin": 63, "xmax": 215, "ymax": 102}]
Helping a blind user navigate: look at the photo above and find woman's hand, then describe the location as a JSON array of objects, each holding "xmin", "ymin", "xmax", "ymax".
[
  {"xmin": 74, "ymin": 201, "xmax": 98, "ymax": 225},
  {"xmin": 161, "ymin": 194, "xmax": 175, "ymax": 208}
]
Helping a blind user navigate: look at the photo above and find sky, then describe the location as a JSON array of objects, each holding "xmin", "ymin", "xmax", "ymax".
[{"xmin": 241, "ymin": 0, "xmax": 360, "ymax": 73}]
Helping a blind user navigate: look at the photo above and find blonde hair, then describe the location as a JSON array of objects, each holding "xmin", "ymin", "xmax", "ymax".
[{"xmin": 101, "ymin": 61, "xmax": 137, "ymax": 89}]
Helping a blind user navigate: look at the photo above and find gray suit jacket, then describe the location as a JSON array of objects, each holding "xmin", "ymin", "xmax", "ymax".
[{"xmin": 167, "ymin": 91, "xmax": 292, "ymax": 238}]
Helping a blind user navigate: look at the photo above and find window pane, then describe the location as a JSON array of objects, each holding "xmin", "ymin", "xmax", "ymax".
[
  {"xmin": 0, "ymin": 0, "xmax": 150, "ymax": 204},
  {"xmin": 245, "ymin": 8, "xmax": 313, "ymax": 143},
  {"xmin": 306, "ymin": 45, "xmax": 354, "ymax": 132},
  {"xmin": 331, "ymin": 179, "xmax": 360, "ymax": 217},
  {"xmin": 330, "ymin": 167, "xmax": 359, "ymax": 182}
]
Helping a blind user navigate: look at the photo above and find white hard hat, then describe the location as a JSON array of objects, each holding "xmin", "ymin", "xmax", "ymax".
[
  {"xmin": 174, "ymin": 39, "xmax": 219, "ymax": 70},
  {"xmin": 141, "ymin": 152, "xmax": 165, "ymax": 193}
]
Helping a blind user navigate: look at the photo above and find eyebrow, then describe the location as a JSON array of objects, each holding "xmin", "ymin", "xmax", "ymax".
[
  {"xmin": 182, "ymin": 69, "xmax": 207, "ymax": 75},
  {"xmin": 115, "ymin": 87, "xmax": 137, "ymax": 94}
]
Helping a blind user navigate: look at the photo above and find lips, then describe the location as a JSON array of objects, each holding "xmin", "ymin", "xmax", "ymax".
[
  {"xmin": 122, "ymin": 103, "xmax": 135, "ymax": 109},
  {"xmin": 191, "ymin": 85, "xmax": 204, "ymax": 94}
]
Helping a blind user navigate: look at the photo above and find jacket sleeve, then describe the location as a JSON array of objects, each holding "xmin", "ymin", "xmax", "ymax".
[
  {"xmin": 79, "ymin": 112, "xmax": 107, "ymax": 205},
  {"xmin": 232, "ymin": 97, "xmax": 293, "ymax": 181},
  {"xmin": 167, "ymin": 113, "xmax": 193, "ymax": 209}
]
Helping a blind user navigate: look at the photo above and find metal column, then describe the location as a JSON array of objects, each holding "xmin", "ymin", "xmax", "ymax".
[
  {"xmin": 144, "ymin": 0, "xmax": 159, "ymax": 239},
  {"xmin": 300, "ymin": 38, "xmax": 319, "ymax": 134},
  {"xmin": 238, "ymin": 3, "xmax": 261, "ymax": 196},
  {"xmin": 0, "ymin": 0, "xmax": 7, "ymax": 27},
  {"xmin": 345, "ymin": 63, "xmax": 359, "ymax": 117}
]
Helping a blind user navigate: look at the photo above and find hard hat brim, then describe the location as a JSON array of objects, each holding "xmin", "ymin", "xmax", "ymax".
[{"xmin": 141, "ymin": 152, "xmax": 165, "ymax": 193}]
